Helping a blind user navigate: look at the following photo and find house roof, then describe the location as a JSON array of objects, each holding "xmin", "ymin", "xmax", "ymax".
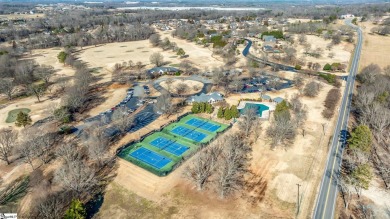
[
  {"xmin": 261, "ymin": 94, "xmax": 271, "ymax": 100},
  {"xmin": 188, "ymin": 92, "xmax": 224, "ymax": 103},
  {"xmin": 148, "ymin": 67, "xmax": 179, "ymax": 74},
  {"xmin": 273, "ymin": 97, "xmax": 284, "ymax": 103},
  {"xmin": 262, "ymin": 35, "xmax": 276, "ymax": 42}
]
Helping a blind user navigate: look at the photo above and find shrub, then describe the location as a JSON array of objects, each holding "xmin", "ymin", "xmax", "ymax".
[
  {"xmin": 304, "ymin": 81, "xmax": 321, "ymax": 97},
  {"xmin": 295, "ymin": 64, "xmax": 302, "ymax": 70},
  {"xmin": 319, "ymin": 73, "xmax": 337, "ymax": 84},
  {"xmin": 57, "ymin": 51, "xmax": 68, "ymax": 64},
  {"xmin": 323, "ymin": 63, "xmax": 332, "ymax": 71},
  {"xmin": 322, "ymin": 88, "xmax": 341, "ymax": 119}
]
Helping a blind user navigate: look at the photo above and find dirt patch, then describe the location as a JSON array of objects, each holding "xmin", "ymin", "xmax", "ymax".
[
  {"xmin": 270, "ymin": 173, "xmax": 303, "ymax": 203},
  {"xmin": 159, "ymin": 79, "xmax": 203, "ymax": 95}
]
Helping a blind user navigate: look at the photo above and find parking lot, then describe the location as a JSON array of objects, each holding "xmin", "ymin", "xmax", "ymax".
[{"xmin": 76, "ymin": 84, "xmax": 160, "ymax": 137}]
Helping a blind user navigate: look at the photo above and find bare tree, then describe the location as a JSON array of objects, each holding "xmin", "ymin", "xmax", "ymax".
[
  {"xmin": 238, "ymin": 108, "xmax": 259, "ymax": 137},
  {"xmin": 176, "ymin": 82, "xmax": 190, "ymax": 97},
  {"xmin": 0, "ymin": 128, "xmax": 18, "ymax": 165},
  {"xmin": 293, "ymin": 74, "xmax": 305, "ymax": 91},
  {"xmin": 267, "ymin": 114, "xmax": 296, "ymax": 147},
  {"xmin": 303, "ymin": 81, "xmax": 321, "ymax": 97},
  {"xmin": 56, "ymin": 141, "xmax": 80, "ymax": 164},
  {"xmin": 34, "ymin": 65, "xmax": 55, "ymax": 85},
  {"xmin": 149, "ymin": 34, "xmax": 161, "ymax": 47},
  {"xmin": 35, "ymin": 132, "xmax": 57, "ymax": 164},
  {"xmin": 112, "ymin": 106, "xmax": 135, "ymax": 134},
  {"xmin": 155, "ymin": 91, "xmax": 176, "ymax": 117},
  {"xmin": 82, "ymin": 127, "xmax": 110, "ymax": 166},
  {"xmin": 185, "ymin": 146, "xmax": 222, "ymax": 190},
  {"xmin": 0, "ymin": 78, "xmax": 15, "ymax": 100},
  {"xmin": 298, "ymin": 34, "xmax": 307, "ymax": 45},
  {"xmin": 28, "ymin": 84, "xmax": 46, "ymax": 102},
  {"xmin": 216, "ymin": 134, "xmax": 249, "ymax": 198},
  {"xmin": 165, "ymin": 78, "xmax": 174, "ymax": 93},
  {"xmin": 149, "ymin": 52, "xmax": 164, "ymax": 67},
  {"xmin": 55, "ymin": 159, "xmax": 96, "ymax": 193}
]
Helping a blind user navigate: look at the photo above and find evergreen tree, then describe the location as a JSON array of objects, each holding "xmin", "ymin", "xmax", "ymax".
[
  {"xmin": 64, "ymin": 199, "xmax": 86, "ymax": 219},
  {"xmin": 224, "ymin": 107, "xmax": 232, "ymax": 120},
  {"xmin": 57, "ymin": 51, "xmax": 68, "ymax": 64},
  {"xmin": 15, "ymin": 111, "xmax": 32, "ymax": 127},
  {"xmin": 217, "ymin": 107, "xmax": 224, "ymax": 118},
  {"xmin": 206, "ymin": 103, "xmax": 213, "ymax": 114},
  {"xmin": 191, "ymin": 102, "xmax": 199, "ymax": 113},
  {"xmin": 200, "ymin": 102, "xmax": 206, "ymax": 113},
  {"xmin": 348, "ymin": 125, "xmax": 372, "ymax": 153},
  {"xmin": 274, "ymin": 100, "xmax": 290, "ymax": 120},
  {"xmin": 351, "ymin": 164, "xmax": 372, "ymax": 191},
  {"xmin": 230, "ymin": 105, "xmax": 240, "ymax": 118}
]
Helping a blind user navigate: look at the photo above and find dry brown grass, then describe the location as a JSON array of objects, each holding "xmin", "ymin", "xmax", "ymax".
[{"xmin": 359, "ymin": 21, "xmax": 390, "ymax": 69}]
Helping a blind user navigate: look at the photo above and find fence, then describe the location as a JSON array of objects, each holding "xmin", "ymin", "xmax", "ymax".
[{"xmin": 116, "ymin": 112, "xmax": 232, "ymax": 177}]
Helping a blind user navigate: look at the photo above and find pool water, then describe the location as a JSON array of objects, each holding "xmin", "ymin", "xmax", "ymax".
[{"xmin": 240, "ymin": 103, "xmax": 270, "ymax": 117}]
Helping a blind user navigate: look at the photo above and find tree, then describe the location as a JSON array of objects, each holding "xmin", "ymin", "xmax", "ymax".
[
  {"xmin": 64, "ymin": 199, "xmax": 86, "ymax": 219},
  {"xmin": 216, "ymin": 134, "xmax": 249, "ymax": 198},
  {"xmin": 15, "ymin": 111, "xmax": 32, "ymax": 127},
  {"xmin": 304, "ymin": 81, "xmax": 320, "ymax": 97},
  {"xmin": 293, "ymin": 74, "xmax": 305, "ymax": 91},
  {"xmin": 0, "ymin": 78, "xmax": 15, "ymax": 100},
  {"xmin": 112, "ymin": 106, "xmax": 135, "ymax": 134},
  {"xmin": 179, "ymin": 60, "xmax": 193, "ymax": 74},
  {"xmin": 230, "ymin": 105, "xmax": 239, "ymax": 118},
  {"xmin": 323, "ymin": 63, "xmax": 332, "ymax": 71},
  {"xmin": 224, "ymin": 107, "xmax": 232, "ymax": 120},
  {"xmin": 57, "ymin": 51, "xmax": 68, "ymax": 64},
  {"xmin": 0, "ymin": 128, "xmax": 18, "ymax": 165},
  {"xmin": 55, "ymin": 159, "xmax": 96, "ymax": 193},
  {"xmin": 185, "ymin": 146, "xmax": 221, "ymax": 190},
  {"xmin": 217, "ymin": 107, "xmax": 224, "ymax": 118},
  {"xmin": 298, "ymin": 34, "xmax": 307, "ymax": 45},
  {"xmin": 274, "ymin": 100, "xmax": 290, "ymax": 119},
  {"xmin": 176, "ymin": 48, "xmax": 186, "ymax": 57},
  {"xmin": 176, "ymin": 83, "xmax": 189, "ymax": 97},
  {"xmin": 155, "ymin": 92, "xmax": 176, "ymax": 117},
  {"xmin": 149, "ymin": 52, "xmax": 164, "ymax": 67},
  {"xmin": 239, "ymin": 107, "xmax": 258, "ymax": 137},
  {"xmin": 267, "ymin": 114, "xmax": 296, "ymax": 147},
  {"xmin": 350, "ymin": 164, "xmax": 373, "ymax": 195},
  {"xmin": 149, "ymin": 34, "xmax": 161, "ymax": 47},
  {"xmin": 34, "ymin": 65, "xmax": 55, "ymax": 85},
  {"xmin": 348, "ymin": 125, "xmax": 372, "ymax": 153},
  {"xmin": 28, "ymin": 84, "xmax": 46, "ymax": 102}
]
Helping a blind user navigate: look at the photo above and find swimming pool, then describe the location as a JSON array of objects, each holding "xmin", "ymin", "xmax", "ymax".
[{"xmin": 239, "ymin": 103, "xmax": 270, "ymax": 117}]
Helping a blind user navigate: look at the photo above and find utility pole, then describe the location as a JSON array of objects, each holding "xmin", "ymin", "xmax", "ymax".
[{"xmin": 296, "ymin": 183, "xmax": 301, "ymax": 217}]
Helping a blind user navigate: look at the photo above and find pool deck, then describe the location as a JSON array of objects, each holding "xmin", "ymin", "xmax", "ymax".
[{"xmin": 237, "ymin": 101, "xmax": 276, "ymax": 119}]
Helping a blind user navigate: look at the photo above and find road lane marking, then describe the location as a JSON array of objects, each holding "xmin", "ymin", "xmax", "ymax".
[{"xmin": 320, "ymin": 26, "xmax": 361, "ymax": 219}]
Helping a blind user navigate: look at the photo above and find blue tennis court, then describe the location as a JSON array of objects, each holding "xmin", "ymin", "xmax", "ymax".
[
  {"xmin": 171, "ymin": 126, "xmax": 207, "ymax": 142},
  {"xmin": 129, "ymin": 147, "xmax": 171, "ymax": 169},
  {"xmin": 186, "ymin": 118, "xmax": 221, "ymax": 132},
  {"xmin": 150, "ymin": 137, "xmax": 189, "ymax": 156}
]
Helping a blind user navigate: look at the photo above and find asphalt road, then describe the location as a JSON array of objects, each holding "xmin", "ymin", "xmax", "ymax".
[{"xmin": 313, "ymin": 19, "xmax": 362, "ymax": 219}]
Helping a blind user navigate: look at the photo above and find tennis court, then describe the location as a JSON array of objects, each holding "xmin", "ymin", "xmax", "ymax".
[
  {"xmin": 171, "ymin": 125, "xmax": 207, "ymax": 142},
  {"xmin": 129, "ymin": 147, "xmax": 172, "ymax": 169},
  {"xmin": 185, "ymin": 118, "xmax": 221, "ymax": 133},
  {"xmin": 150, "ymin": 137, "xmax": 189, "ymax": 156}
]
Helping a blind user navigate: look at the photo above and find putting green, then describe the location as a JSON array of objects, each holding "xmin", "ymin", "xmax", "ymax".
[{"xmin": 5, "ymin": 108, "xmax": 31, "ymax": 123}]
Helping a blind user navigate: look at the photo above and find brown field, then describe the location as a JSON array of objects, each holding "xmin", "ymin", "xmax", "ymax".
[
  {"xmin": 0, "ymin": 13, "xmax": 45, "ymax": 20},
  {"xmin": 359, "ymin": 21, "xmax": 390, "ymax": 69},
  {"xmin": 293, "ymin": 34, "xmax": 353, "ymax": 73},
  {"xmin": 98, "ymin": 73, "xmax": 343, "ymax": 218}
]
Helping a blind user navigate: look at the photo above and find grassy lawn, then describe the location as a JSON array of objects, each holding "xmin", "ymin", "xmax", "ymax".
[
  {"xmin": 6, "ymin": 108, "xmax": 31, "ymax": 123},
  {"xmin": 97, "ymin": 183, "xmax": 178, "ymax": 218}
]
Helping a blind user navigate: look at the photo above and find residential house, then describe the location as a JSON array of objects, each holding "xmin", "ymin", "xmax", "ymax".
[
  {"xmin": 147, "ymin": 67, "xmax": 179, "ymax": 76},
  {"xmin": 186, "ymin": 92, "xmax": 224, "ymax": 105}
]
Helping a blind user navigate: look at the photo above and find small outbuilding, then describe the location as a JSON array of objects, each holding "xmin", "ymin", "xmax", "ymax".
[{"xmin": 273, "ymin": 97, "xmax": 284, "ymax": 104}]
